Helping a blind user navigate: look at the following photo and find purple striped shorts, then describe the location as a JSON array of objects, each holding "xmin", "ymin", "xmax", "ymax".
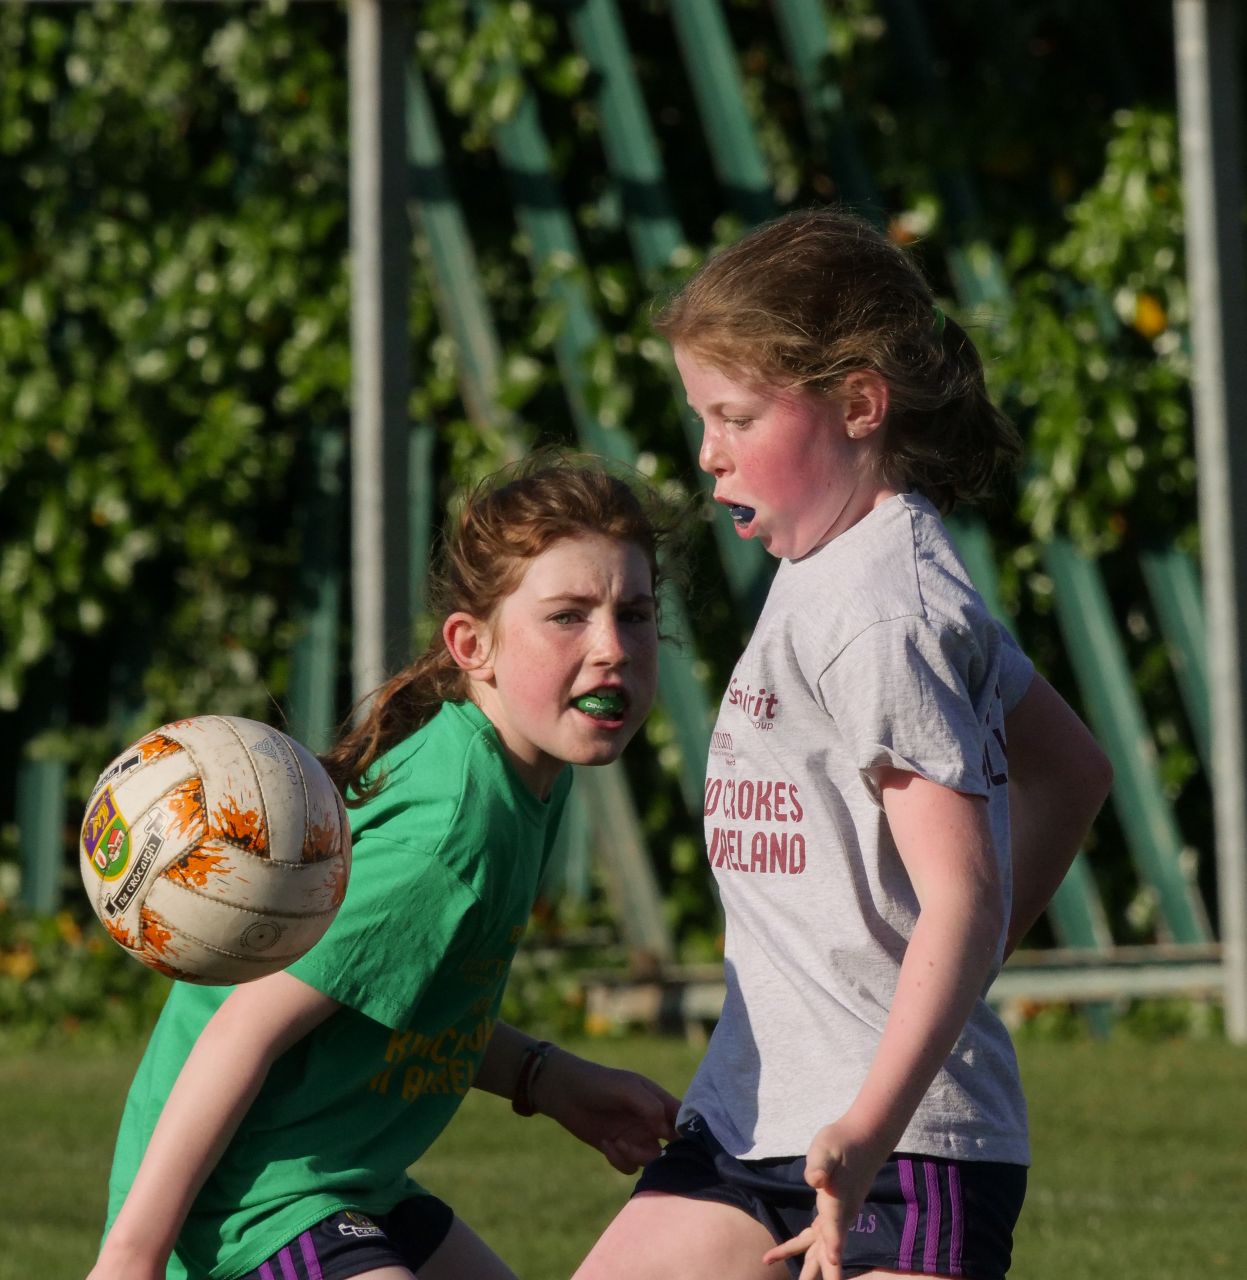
[
  {"xmin": 239, "ymin": 1197, "xmax": 454, "ymax": 1280},
  {"xmin": 633, "ymin": 1112, "xmax": 1026, "ymax": 1280}
]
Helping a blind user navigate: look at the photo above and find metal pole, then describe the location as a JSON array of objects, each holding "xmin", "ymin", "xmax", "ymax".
[
  {"xmin": 348, "ymin": 0, "xmax": 411, "ymax": 704},
  {"xmin": 1173, "ymin": 0, "xmax": 1247, "ymax": 1040}
]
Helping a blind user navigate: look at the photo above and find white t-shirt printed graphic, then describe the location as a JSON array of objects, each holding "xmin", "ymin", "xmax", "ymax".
[{"xmin": 683, "ymin": 494, "xmax": 1034, "ymax": 1164}]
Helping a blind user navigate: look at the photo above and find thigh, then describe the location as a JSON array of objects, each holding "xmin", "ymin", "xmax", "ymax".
[
  {"xmin": 573, "ymin": 1191, "xmax": 788, "ymax": 1280},
  {"xmin": 413, "ymin": 1216, "xmax": 518, "ymax": 1280}
]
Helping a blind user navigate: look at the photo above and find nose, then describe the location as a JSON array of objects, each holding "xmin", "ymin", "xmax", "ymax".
[
  {"xmin": 591, "ymin": 616, "xmax": 630, "ymax": 668},
  {"xmin": 698, "ymin": 421, "xmax": 729, "ymax": 476}
]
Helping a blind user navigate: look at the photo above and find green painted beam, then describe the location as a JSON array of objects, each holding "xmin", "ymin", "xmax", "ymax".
[
  {"xmin": 1140, "ymin": 545, "xmax": 1212, "ymax": 771},
  {"xmin": 409, "ymin": 423, "xmax": 436, "ymax": 616},
  {"xmin": 568, "ymin": 0, "xmax": 771, "ymax": 615},
  {"xmin": 16, "ymin": 654, "xmax": 70, "ymax": 914},
  {"xmin": 771, "ymin": 0, "xmax": 881, "ymax": 212},
  {"xmin": 287, "ymin": 422, "xmax": 345, "ymax": 754},
  {"xmin": 1045, "ymin": 537, "xmax": 1211, "ymax": 944},
  {"xmin": 666, "ymin": 0, "xmax": 775, "ymax": 226},
  {"xmin": 406, "ymin": 61, "xmax": 519, "ymax": 448}
]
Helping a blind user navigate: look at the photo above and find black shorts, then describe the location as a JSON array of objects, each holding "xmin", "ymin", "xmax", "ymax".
[
  {"xmin": 238, "ymin": 1196, "xmax": 455, "ymax": 1280},
  {"xmin": 633, "ymin": 1113, "xmax": 1026, "ymax": 1280}
]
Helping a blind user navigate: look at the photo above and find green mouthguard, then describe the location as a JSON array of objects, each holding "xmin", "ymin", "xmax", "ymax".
[{"xmin": 574, "ymin": 691, "xmax": 625, "ymax": 717}]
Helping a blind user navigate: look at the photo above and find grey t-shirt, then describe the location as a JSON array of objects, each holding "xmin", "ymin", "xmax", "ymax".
[{"xmin": 683, "ymin": 494, "xmax": 1034, "ymax": 1164}]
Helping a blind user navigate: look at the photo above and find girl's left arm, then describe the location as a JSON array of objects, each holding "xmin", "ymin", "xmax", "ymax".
[
  {"xmin": 473, "ymin": 1022, "xmax": 679, "ymax": 1173},
  {"xmin": 764, "ymin": 770, "xmax": 1003, "ymax": 1280}
]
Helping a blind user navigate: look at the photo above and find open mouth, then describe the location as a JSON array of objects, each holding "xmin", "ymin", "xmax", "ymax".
[
  {"xmin": 572, "ymin": 688, "xmax": 629, "ymax": 720},
  {"xmin": 727, "ymin": 504, "xmax": 756, "ymax": 525}
]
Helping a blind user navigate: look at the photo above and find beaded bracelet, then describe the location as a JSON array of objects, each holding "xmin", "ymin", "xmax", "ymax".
[{"xmin": 511, "ymin": 1040, "xmax": 554, "ymax": 1116}]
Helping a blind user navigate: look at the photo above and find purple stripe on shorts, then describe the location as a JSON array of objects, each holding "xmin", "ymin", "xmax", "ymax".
[
  {"xmin": 899, "ymin": 1157, "xmax": 920, "ymax": 1271},
  {"xmin": 923, "ymin": 1160, "xmax": 942, "ymax": 1273},
  {"xmin": 298, "ymin": 1231, "xmax": 324, "ymax": 1280},
  {"xmin": 277, "ymin": 1245, "xmax": 298, "ymax": 1280},
  {"xmin": 947, "ymin": 1163, "xmax": 964, "ymax": 1276},
  {"xmin": 259, "ymin": 1265, "xmax": 276, "ymax": 1280}
]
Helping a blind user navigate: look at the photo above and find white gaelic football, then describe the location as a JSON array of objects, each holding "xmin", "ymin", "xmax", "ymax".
[{"xmin": 79, "ymin": 715, "xmax": 351, "ymax": 985}]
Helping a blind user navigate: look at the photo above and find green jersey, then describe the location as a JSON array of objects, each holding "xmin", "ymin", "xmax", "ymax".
[{"xmin": 104, "ymin": 700, "xmax": 570, "ymax": 1279}]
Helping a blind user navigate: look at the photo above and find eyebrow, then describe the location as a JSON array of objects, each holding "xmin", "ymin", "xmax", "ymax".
[
  {"xmin": 685, "ymin": 397, "xmax": 755, "ymax": 413},
  {"xmin": 537, "ymin": 593, "xmax": 656, "ymax": 606}
]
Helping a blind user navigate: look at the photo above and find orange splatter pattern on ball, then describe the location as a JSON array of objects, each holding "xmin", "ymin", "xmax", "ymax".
[
  {"xmin": 213, "ymin": 797, "xmax": 268, "ymax": 854},
  {"xmin": 103, "ymin": 917, "xmax": 137, "ymax": 951},
  {"xmin": 140, "ymin": 907, "xmax": 175, "ymax": 956},
  {"xmin": 166, "ymin": 848, "xmax": 232, "ymax": 889},
  {"xmin": 166, "ymin": 778, "xmax": 206, "ymax": 838},
  {"xmin": 136, "ymin": 732, "xmax": 182, "ymax": 762},
  {"xmin": 323, "ymin": 858, "xmax": 350, "ymax": 908},
  {"xmin": 305, "ymin": 819, "xmax": 344, "ymax": 860}
]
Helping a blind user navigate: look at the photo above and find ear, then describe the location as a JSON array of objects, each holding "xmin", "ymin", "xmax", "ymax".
[
  {"xmin": 442, "ymin": 612, "xmax": 496, "ymax": 684},
  {"xmin": 840, "ymin": 371, "xmax": 889, "ymax": 441}
]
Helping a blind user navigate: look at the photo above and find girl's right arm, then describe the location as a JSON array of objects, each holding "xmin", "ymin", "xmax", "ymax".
[{"xmin": 88, "ymin": 971, "xmax": 341, "ymax": 1280}]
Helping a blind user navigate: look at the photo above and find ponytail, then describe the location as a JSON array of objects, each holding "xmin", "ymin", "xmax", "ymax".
[
  {"xmin": 878, "ymin": 313, "xmax": 1023, "ymax": 513},
  {"xmin": 319, "ymin": 644, "xmax": 467, "ymax": 803}
]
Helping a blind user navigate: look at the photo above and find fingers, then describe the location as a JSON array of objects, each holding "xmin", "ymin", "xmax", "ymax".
[
  {"xmin": 763, "ymin": 1232, "xmax": 841, "ymax": 1280},
  {"xmin": 632, "ymin": 1076, "xmax": 681, "ymax": 1135},
  {"xmin": 656, "ymin": 1087, "xmax": 681, "ymax": 1132},
  {"xmin": 761, "ymin": 1228, "xmax": 816, "ymax": 1263}
]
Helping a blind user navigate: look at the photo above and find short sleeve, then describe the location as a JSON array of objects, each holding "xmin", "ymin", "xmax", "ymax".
[
  {"xmin": 996, "ymin": 624, "xmax": 1036, "ymax": 714},
  {"xmin": 817, "ymin": 617, "xmax": 992, "ymax": 802},
  {"xmin": 287, "ymin": 833, "xmax": 480, "ymax": 1030}
]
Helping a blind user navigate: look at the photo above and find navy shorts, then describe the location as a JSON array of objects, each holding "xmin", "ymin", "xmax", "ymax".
[
  {"xmin": 238, "ymin": 1196, "xmax": 455, "ymax": 1280},
  {"xmin": 634, "ymin": 1113, "xmax": 1026, "ymax": 1280}
]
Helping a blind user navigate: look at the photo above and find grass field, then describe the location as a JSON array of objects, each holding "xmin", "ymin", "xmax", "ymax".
[{"xmin": 5, "ymin": 1034, "xmax": 1245, "ymax": 1279}]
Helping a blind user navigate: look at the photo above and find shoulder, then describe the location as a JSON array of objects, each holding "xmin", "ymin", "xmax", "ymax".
[
  {"xmin": 355, "ymin": 701, "xmax": 508, "ymax": 802},
  {"xmin": 351, "ymin": 702, "xmax": 563, "ymax": 871},
  {"xmin": 774, "ymin": 495, "xmax": 987, "ymax": 666}
]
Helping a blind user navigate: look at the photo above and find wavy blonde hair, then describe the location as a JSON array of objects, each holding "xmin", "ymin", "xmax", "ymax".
[{"xmin": 656, "ymin": 207, "xmax": 1021, "ymax": 512}]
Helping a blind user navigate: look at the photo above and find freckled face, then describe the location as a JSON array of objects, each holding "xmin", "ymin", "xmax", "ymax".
[
  {"xmin": 675, "ymin": 346, "xmax": 894, "ymax": 560},
  {"xmin": 466, "ymin": 534, "xmax": 659, "ymax": 798}
]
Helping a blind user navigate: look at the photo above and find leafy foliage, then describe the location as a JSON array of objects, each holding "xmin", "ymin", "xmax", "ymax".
[
  {"xmin": 0, "ymin": 0, "xmax": 351, "ymax": 735},
  {"xmin": 0, "ymin": 902, "xmax": 169, "ymax": 1049},
  {"xmin": 989, "ymin": 110, "xmax": 1193, "ymax": 558}
]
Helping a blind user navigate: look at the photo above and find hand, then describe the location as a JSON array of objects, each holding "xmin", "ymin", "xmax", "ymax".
[
  {"xmin": 761, "ymin": 1120, "xmax": 886, "ymax": 1280},
  {"xmin": 533, "ymin": 1049, "xmax": 680, "ymax": 1173}
]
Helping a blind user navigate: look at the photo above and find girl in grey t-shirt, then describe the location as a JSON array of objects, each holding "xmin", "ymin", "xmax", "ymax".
[{"xmin": 576, "ymin": 209, "xmax": 1112, "ymax": 1280}]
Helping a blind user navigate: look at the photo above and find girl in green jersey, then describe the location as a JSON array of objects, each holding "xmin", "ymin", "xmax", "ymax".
[{"xmin": 91, "ymin": 456, "xmax": 682, "ymax": 1280}]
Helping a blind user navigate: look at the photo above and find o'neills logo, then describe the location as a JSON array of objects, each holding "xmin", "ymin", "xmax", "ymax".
[{"xmin": 727, "ymin": 676, "xmax": 779, "ymax": 729}]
